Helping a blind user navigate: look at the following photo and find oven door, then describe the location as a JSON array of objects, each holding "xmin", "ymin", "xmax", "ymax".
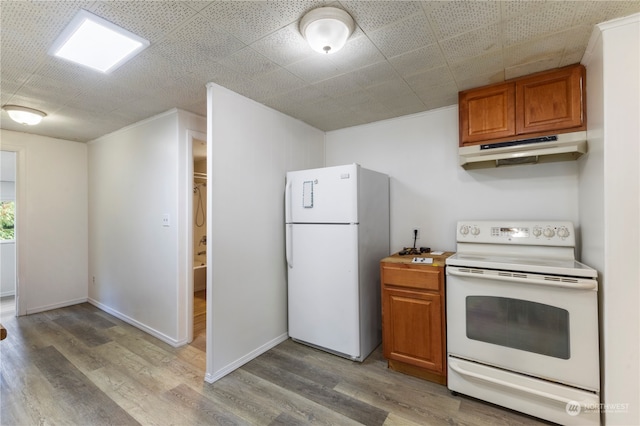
[{"xmin": 446, "ymin": 266, "xmax": 599, "ymax": 392}]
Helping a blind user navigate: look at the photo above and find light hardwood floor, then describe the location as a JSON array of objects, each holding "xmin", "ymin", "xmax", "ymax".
[{"xmin": 0, "ymin": 302, "xmax": 552, "ymax": 425}]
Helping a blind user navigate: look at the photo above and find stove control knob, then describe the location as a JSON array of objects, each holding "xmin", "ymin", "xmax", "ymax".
[
  {"xmin": 543, "ymin": 227, "xmax": 556, "ymax": 238},
  {"xmin": 533, "ymin": 227, "xmax": 543, "ymax": 237},
  {"xmin": 460, "ymin": 225, "xmax": 470, "ymax": 236},
  {"xmin": 471, "ymin": 226, "xmax": 480, "ymax": 236},
  {"xmin": 557, "ymin": 226, "xmax": 570, "ymax": 238}
]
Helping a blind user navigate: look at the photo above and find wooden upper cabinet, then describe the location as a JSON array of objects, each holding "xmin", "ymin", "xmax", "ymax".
[
  {"xmin": 516, "ymin": 65, "xmax": 585, "ymax": 134},
  {"xmin": 459, "ymin": 64, "xmax": 586, "ymax": 147},
  {"xmin": 459, "ymin": 82, "xmax": 515, "ymax": 144}
]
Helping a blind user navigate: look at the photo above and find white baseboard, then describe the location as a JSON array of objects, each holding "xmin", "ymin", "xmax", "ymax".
[
  {"xmin": 88, "ymin": 298, "xmax": 186, "ymax": 347},
  {"xmin": 0, "ymin": 290, "xmax": 15, "ymax": 298},
  {"xmin": 26, "ymin": 297, "xmax": 88, "ymax": 315},
  {"xmin": 204, "ymin": 332, "xmax": 289, "ymax": 383}
]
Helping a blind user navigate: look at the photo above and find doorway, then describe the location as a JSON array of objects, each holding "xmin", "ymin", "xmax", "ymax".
[
  {"xmin": 0, "ymin": 151, "xmax": 17, "ymax": 317},
  {"xmin": 189, "ymin": 132, "xmax": 207, "ymax": 351}
]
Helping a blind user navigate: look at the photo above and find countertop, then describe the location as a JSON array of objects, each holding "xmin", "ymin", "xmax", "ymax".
[{"xmin": 381, "ymin": 251, "xmax": 455, "ymax": 267}]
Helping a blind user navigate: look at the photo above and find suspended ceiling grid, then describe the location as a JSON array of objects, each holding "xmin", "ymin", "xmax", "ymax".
[{"xmin": 1, "ymin": 1, "xmax": 639, "ymax": 142}]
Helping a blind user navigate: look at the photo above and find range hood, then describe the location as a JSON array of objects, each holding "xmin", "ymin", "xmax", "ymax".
[{"xmin": 459, "ymin": 131, "xmax": 587, "ymax": 169}]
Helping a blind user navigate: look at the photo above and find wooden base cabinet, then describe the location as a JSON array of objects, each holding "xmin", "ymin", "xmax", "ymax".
[{"xmin": 380, "ymin": 253, "xmax": 453, "ymax": 385}]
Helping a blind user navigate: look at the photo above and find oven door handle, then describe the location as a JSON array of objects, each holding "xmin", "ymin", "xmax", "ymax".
[
  {"xmin": 449, "ymin": 360, "xmax": 578, "ymax": 406},
  {"xmin": 447, "ymin": 267, "xmax": 597, "ymax": 290}
]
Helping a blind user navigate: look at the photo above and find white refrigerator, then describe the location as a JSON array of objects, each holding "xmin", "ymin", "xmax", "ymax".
[{"xmin": 285, "ymin": 164, "xmax": 390, "ymax": 361}]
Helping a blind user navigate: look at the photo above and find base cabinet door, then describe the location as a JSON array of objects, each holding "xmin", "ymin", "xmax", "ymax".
[
  {"xmin": 382, "ymin": 287, "xmax": 443, "ymax": 372},
  {"xmin": 380, "ymin": 258, "xmax": 449, "ymax": 385}
]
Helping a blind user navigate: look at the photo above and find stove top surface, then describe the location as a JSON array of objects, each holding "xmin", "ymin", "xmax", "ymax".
[{"xmin": 446, "ymin": 252, "xmax": 597, "ymax": 278}]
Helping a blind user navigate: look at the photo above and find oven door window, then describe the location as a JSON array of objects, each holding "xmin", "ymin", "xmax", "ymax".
[{"xmin": 466, "ymin": 296, "xmax": 570, "ymax": 359}]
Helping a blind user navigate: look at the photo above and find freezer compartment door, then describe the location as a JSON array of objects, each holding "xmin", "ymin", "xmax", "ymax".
[
  {"xmin": 287, "ymin": 223, "xmax": 360, "ymax": 358},
  {"xmin": 286, "ymin": 164, "xmax": 358, "ymax": 224}
]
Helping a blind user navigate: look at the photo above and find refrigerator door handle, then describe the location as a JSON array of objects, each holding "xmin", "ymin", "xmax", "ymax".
[
  {"xmin": 286, "ymin": 224, "xmax": 293, "ymax": 268},
  {"xmin": 285, "ymin": 179, "xmax": 292, "ymax": 224},
  {"xmin": 285, "ymin": 179, "xmax": 293, "ymax": 268}
]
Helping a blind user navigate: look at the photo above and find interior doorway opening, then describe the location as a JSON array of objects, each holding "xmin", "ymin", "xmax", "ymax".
[
  {"xmin": 0, "ymin": 151, "xmax": 17, "ymax": 318},
  {"xmin": 191, "ymin": 135, "xmax": 207, "ymax": 351},
  {"xmin": 187, "ymin": 131, "xmax": 207, "ymax": 352}
]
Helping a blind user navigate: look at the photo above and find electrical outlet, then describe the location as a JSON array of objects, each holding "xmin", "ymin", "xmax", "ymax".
[
  {"xmin": 92, "ymin": 276, "xmax": 96, "ymax": 285},
  {"xmin": 162, "ymin": 214, "xmax": 170, "ymax": 227},
  {"xmin": 412, "ymin": 228, "xmax": 420, "ymax": 240}
]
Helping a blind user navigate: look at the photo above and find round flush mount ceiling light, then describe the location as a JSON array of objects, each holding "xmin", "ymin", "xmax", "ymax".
[
  {"xmin": 300, "ymin": 7, "xmax": 355, "ymax": 54},
  {"xmin": 2, "ymin": 105, "xmax": 47, "ymax": 125}
]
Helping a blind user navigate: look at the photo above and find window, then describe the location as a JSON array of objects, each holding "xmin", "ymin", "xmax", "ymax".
[{"xmin": 0, "ymin": 201, "xmax": 15, "ymax": 240}]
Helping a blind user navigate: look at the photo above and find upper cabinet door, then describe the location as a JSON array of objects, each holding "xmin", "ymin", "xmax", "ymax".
[
  {"xmin": 515, "ymin": 65, "xmax": 586, "ymax": 135},
  {"xmin": 459, "ymin": 82, "xmax": 516, "ymax": 145}
]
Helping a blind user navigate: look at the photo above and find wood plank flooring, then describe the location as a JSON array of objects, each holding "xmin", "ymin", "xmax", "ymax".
[{"xmin": 0, "ymin": 302, "xmax": 552, "ymax": 425}]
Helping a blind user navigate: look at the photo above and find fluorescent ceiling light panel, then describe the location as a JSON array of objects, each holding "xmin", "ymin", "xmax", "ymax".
[{"xmin": 49, "ymin": 10, "xmax": 149, "ymax": 73}]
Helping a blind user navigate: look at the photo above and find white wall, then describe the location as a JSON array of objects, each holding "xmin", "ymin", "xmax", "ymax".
[
  {"xmin": 88, "ymin": 109, "xmax": 206, "ymax": 345},
  {"xmin": 325, "ymin": 106, "xmax": 580, "ymax": 253},
  {"xmin": 581, "ymin": 14, "xmax": 640, "ymax": 425},
  {"xmin": 1, "ymin": 130, "xmax": 88, "ymax": 314},
  {"xmin": 205, "ymin": 83, "xmax": 324, "ymax": 382}
]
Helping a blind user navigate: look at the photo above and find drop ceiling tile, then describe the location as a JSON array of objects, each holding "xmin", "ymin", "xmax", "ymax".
[
  {"xmin": 250, "ymin": 22, "xmax": 314, "ymax": 67},
  {"xmin": 199, "ymin": 1, "xmax": 311, "ymax": 45},
  {"xmin": 502, "ymin": 1, "xmax": 578, "ymax": 47},
  {"xmin": 450, "ymin": 50, "xmax": 504, "ymax": 85},
  {"xmin": 0, "ymin": 0, "xmax": 85, "ymax": 54},
  {"xmin": 156, "ymin": 14, "xmax": 246, "ymax": 67},
  {"xmin": 388, "ymin": 43, "xmax": 446, "ymax": 78},
  {"xmin": 17, "ymin": 74, "xmax": 84, "ymax": 108},
  {"xmin": 88, "ymin": 1, "xmax": 198, "ymax": 42},
  {"xmin": 341, "ymin": 1, "xmax": 423, "ymax": 33},
  {"xmin": 503, "ymin": 30, "xmax": 567, "ymax": 68},
  {"xmin": 0, "ymin": 50, "xmax": 44, "ymax": 88},
  {"xmin": 286, "ymin": 56, "xmax": 343, "ymax": 84},
  {"xmin": 425, "ymin": 1, "xmax": 501, "ymax": 40},
  {"xmin": 182, "ymin": 1, "xmax": 216, "ymax": 12},
  {"xmin": 405, "ymin": 65, "xmax": 456, "ymax": 92},
  {"xmin": 456, "ymin": 71, "xmax": 505, "ymax": 92},
  {"xmin": 380, "ymin": 92, "xmax": 424, "ymax": 110},
  {"xmin": 325, "ymin": 34, "xmax": 387, "ymax": 74},
  {"xmin": 413, "ymin": 79, "xmax": 459, "ymax": 104},
  {"xmin": 217, "ymin": 47, "xmax": 281, "ymax": 79},
  {"xmin": 217, "ymin": 77, "xmax": 275, "ymax": 103},
  {"xmin": 439, "ymin": 23, "xmax": 501, "ymax": 64},
  {"xmin": 311, "ymin": 73, "xmax": 364, "ymax": 98},
  {"xmin": 559, "ymin": 25, "xmax": 593, "ymax": 67},
  {"xmin": 364, "ymin": 78, "xmax": 415, "ymax": 103},
  {"xmin": 504, "ymin": 58, "xmax": 564, "ymax": 81},
  {"xmin": 331, "ymin": 89, "xmax": 377, "ymax": 109},
  {"xmin": 421, "ymin": 95, "xmax": 458, "ymax": 112},
  {"xmin": 110, "ymin": 48, "xmax": 205, "ymax": 91},
  {"xmin": 499, "ymin": 0, "xmax": 549, "ymax": 20},
  {"xmin": 251, "ymin": 68, "xmax": 308, "ymax": 99},
  {"xmin": 573, "ymin": 1, "xmax": 640, "ymax": 27},
  {"xmin": 348, "ymin": 61, "xmax": 400, "ymax": 88},
  {"xmin": 367, "ymin": 12, "xmax": 437, "ymax": 58}
]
